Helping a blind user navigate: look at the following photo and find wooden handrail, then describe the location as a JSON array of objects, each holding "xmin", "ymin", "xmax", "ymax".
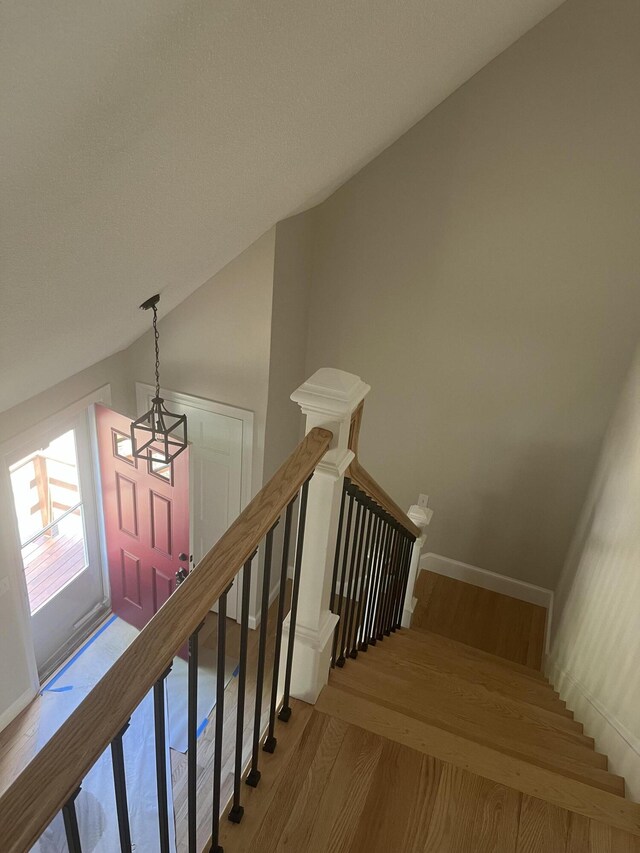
[
  {"xmin": 0, "ymin": 426, "xmax": 333, "ymax": 853},
  {"xmin": 348, "ymin": 458, "xmax": 421, "ymax": 538}
]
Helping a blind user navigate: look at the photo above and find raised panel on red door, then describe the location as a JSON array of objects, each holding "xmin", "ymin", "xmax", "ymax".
[{"xmin": 95, "ymin": 405, "xmax": 189, "ymax": 631}]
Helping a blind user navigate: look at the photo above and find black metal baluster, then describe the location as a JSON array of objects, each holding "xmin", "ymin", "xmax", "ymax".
[
  {"xmin": 395, "ymin": 534, "xmax": 413, "ymax": 629},
  {"xmin": 384, "ymin": 524, "xmax": 402, "ymax": 635},
  {"xmin": 354, "ymin": 498, "xmax": 375, "ymax": 652},
  {"xmin": 329, "ymin": 478, "xmax": 349, "ymax": 617},
  {"xmin": 211, "ymin": 587, "xmax": 229, "ymax": 853},
  {"xmin": 364, "ymin": 509, "xmax": 383, "ymax": 647},
  {"xmin": 394, "ymin": 531, "xmax": 410, "ymax": 629},
  {"xmin": 264, "ymin": 499, "xmax": 295, "ymax": 753},
  {"xmin": 279, "ymin": 477, "xmax": 311, "ymax": 722},
  {"xmin": 347, "ymin": 494, "xmax": 369, "ymax": 658},
  {"xmin": 370, "ymin": 514, "xmax": 387, "ymax": 644},
  {"xmin": 62, "ymin": 788, "xmax": 82, "ymax": 853},
  {"xmin": 111, "ymin": 721, "xmax": 132, "ymax": 852},
  {"xmin": 331, "ymin": 489, "xmax": 355, "ymax": 666},
  {"xmin": 375, "ymin": 516, "xmax": 393, "ymax": 641},
  {"xmin": 390, "ymin": 526, "xmax": 405, "ymax": 633},
  {"xmin": 228, "ymin": 555, "xmax": 254, "ymax": 823},
  {"xmin": 390, "ymin": 533, "xmax": 406, "ymax": 632},
  {"xmin": 246, "ymin": 523, "xmax": 276, "ymax": 786},
  {"xmin": 188, "ymin": 624, "xmax": 203, "ymax": 851},
  {"xmin": 153, "ymin": 665, "xmax": 172, "ymax": 853},
  {"xmin": 336, "ymin": 496, "xmax": 363, "ymax": 667}
]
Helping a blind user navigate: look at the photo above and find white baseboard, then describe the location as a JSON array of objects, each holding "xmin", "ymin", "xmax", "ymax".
[
  {"xmin": 0, "ymin": 685, "xmax": 36, "ymax": 735},
  {"xmin": 546, "ymin": 658, "xmax": 640, "ymax": 801},
  {"xmin": 420, "ymin": 552, "xmax": 554, "ymax": 654}
]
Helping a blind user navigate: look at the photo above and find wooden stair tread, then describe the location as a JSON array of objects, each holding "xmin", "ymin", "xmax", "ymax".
[
  {"xmin": 316, "ymin": 687, "xmax": 630, "ymax": 819},
  {"xmin": 406, "ymin": 626, "xmax": 550, "ymax": 683},
  {"xmin": 363, "ymin": 636, "xmax": 574, "ymax": 718},
  {"xmin": 380, "ymin": 629, "xmax": 561, "ymax": 695},
  {"xmin": 350, "ymin": 649, "xmax": 590, "ymax": 744},
  {"xmin": 329, "ymin": 669, "xmax": 612, "ymax": 789}
]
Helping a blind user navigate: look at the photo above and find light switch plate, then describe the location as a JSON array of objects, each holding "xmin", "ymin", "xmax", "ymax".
[{"xmin": 418, "ymin": 493, "xmax": 430, "ymax": 508}]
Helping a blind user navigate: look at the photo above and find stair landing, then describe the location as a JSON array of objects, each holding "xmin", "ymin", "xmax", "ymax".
[{"xmin": 412, "ymin": 570, "xmax": 547, "ymax": 670}]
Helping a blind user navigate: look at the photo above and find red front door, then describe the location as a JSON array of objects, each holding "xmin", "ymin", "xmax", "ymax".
[{"xmin": 95, "ymin": 405, "xmax": 190, "ymax": 630}]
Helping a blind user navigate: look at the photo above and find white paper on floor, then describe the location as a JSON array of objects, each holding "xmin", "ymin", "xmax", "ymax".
[
  {"xmin": 31, "ymin": 616, "xmax": 176, "ymax": 852},
  {"xmin": 166, "ymin": 648, "xmax": 238, "ymax": 753}
]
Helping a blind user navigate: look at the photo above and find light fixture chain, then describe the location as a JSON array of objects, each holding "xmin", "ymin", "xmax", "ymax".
[{"xmin": 153, "ymin": 304, "xmax": 160, "ymax": 399}]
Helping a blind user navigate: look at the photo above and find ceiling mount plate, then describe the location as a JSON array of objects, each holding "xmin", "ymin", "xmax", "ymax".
[{"xmin": 140, "ymin": 293, "xmax": 160, "ymax": 311}]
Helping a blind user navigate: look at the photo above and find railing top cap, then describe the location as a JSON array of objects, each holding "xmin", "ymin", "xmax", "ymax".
[{"xmin": 291, "ymin": 368, "xmax": 370, "ymax": 415}]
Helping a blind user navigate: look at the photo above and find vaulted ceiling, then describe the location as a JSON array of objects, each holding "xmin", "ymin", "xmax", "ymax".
[{"xmin": 1, "ymin": 0, "xmax": 565, "ymax": 412}]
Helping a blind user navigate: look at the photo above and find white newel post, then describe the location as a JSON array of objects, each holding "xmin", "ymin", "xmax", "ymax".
[
  {"xmin": 401, "ymin": 505, "xmax": 432, "ymax": 628},
  {"xmin": 283, "ymin": 368, "xmax": 370, "ymax": 704}
]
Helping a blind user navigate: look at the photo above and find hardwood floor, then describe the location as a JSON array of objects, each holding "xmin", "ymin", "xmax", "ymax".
[
  {"xmin": 218, "ymin": 706, "xmax": 640, "ymax": 852},
  {"xmin": 412, "ymin": 571, "xmax": 547, "ymax": 670}
]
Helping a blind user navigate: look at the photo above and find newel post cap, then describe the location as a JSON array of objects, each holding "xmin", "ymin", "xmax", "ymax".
[
  {"xmin": 407, "ymin": 505, "xmax": 433, "ymax": 531},
  {"xmin": 291, "ymin": 368, "xmax": 371, "ymax": 418}
]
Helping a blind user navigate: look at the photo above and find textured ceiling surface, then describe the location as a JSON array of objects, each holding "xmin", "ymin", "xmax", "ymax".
[{"xmin": 0, "ymin": 0, "xmax": 564, "ymax": 412}]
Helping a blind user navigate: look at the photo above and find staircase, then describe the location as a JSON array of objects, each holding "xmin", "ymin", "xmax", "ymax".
[
  {"xmin": 219, "ymin": 586, "xmax": 640, "ymax": 850},
  {"xmin": 323, "ymin": 626, "xmax": 624, "ymax": 796}
]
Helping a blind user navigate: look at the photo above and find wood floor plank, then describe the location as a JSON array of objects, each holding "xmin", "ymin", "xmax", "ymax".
[
  {"xmin": 347, "ymin": 740, "xmax": 441, "ymax": 853},
  {"xmin": 588, "ymin": 820, "xmax": 640, "ymax": 852},
  {"xmin": 313, "ymin": 724, "xmax": 383, "ymax": 853},
  {"xmin": 274, "ymin": 716, "xmax": 349, "ymax": 852},
  {"xmin": 277, "ymin": 720, "xmax": 373, "ymax": 853},
  {"xmin": 422, "ymin": 762, "xmax": 521, "ymax": 853},
  {"xmin": 248, "ymin": 710, "xmax": 331, "ymax": 853},
  {"xmin": 515, "ymin": 795, "xmax": 569, "ymax": 852},
  {"xmin": 566, "ymin": 812, "xmax": 591, "ymax": 852},
  {"xmin": 216, "ymin": 701, "xmax": 314, "ymax": 853}
]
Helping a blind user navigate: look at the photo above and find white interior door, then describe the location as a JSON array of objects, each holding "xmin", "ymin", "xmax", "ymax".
[
  {"xmin": 136, "ymin": 385, "xmax": 252, "ymax": 620},
  {"xmin": 4, "ymin": 408, "xmax": 107, "ymax": 678}
]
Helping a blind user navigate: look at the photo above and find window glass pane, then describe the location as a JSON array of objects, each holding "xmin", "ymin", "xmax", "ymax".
[
  {"xmin": 21, "ymin": 507, "xmax": 88, "ymax": 613},
  {"xmin": 149, "ymin": 457, "xmax": 172, "ymax": 483},
  {"xmin": 9, "ymin": 429, "xmax": 81, "ymax": 544},
  {"xmin": 9, "ymin": 428, "xmax": 87, "ymax": 613},
  {"xmin": 113, "ymin": 430, "xmax": 135, "ymax": 464}
]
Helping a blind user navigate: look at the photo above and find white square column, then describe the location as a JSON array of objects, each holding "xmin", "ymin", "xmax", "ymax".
[{"xmin": 282, "ymin": 368, "xmax": 370, "ymax": 705}]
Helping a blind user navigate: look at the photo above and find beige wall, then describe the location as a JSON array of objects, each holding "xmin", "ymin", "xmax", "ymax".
[
  {"xmin": 263, "ymin": 211, "xmax": 316, "ymax": 481},
  {"xmin": 548, "ymin": 346, "xmax": 640, "ymax": 798},
  {"xmin": 0, "ymin": 350, "xmax": 131, "ymax": 728},
  {"xmin": 125, "ymin": 228, "xmax": 277, "ymax": 497},
  {"xmin": 305, "ymin": 0, "xmax": 640, "ymax": 589}
]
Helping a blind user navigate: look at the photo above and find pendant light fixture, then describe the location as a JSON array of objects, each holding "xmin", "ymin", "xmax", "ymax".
[{"xmin": 130, "ymin": 294, "xmax": 187, "ymax": 465}]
